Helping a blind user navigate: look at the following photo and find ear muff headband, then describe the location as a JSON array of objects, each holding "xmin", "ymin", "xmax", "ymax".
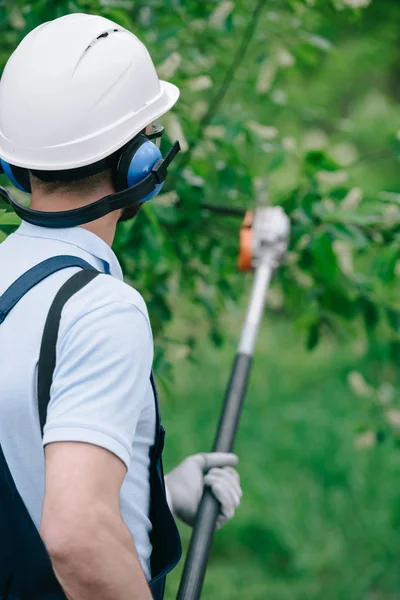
[{"xmin": 0, "ymin": 141, "xmax": 181, "ymax": 228}]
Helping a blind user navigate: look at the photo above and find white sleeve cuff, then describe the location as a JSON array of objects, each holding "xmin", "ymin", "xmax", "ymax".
[{"xmin": 43, "ymin": 425, "xmax": 131, "ymax": 469}]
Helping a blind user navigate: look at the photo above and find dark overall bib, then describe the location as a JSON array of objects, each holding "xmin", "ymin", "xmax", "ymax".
[{"xmin": 0, "ymin": 256, "xmax": 181, "ymax": 600}]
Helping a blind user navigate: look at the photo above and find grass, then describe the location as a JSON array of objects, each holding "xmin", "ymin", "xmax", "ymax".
[{"xmin": 160, "ymin": 310, "xmax": 400, "ymax": 600}]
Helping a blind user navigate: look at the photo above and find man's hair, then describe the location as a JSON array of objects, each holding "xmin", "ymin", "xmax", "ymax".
[
  {"xmin": 29, "ymin": 169, "xmax": 142, "ymax": 222},
  {"xmin": 29, "ymin": 169, "xmax": 113, "ymax": 196}
]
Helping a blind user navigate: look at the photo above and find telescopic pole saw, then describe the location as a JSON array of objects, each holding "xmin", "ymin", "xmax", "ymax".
[{"xmin": 176, "ymin": 205, "xmax": 290, "ymax": 600}]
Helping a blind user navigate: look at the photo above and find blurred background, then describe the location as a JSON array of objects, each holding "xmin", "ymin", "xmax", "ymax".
[{"xmin": 1, "ymin": 0, "xmax": 400, "ymax": 598}]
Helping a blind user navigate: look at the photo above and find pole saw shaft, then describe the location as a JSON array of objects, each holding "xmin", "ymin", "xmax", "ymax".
[{"xmin": 177, "ymin": 262, "xmax": 273, "ymax": 600}]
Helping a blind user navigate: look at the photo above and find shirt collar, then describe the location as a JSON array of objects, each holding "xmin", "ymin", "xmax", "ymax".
[{"xmin": 15, "ymin": 221, "xmax": 123, "ymax": 281}]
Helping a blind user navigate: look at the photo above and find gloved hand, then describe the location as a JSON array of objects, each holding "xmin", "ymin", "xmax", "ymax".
[{"xmin": 164, "ymin": 452, "xmax": 242, "ymax": 529}]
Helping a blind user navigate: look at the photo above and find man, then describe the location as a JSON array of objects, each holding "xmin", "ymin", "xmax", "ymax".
[{"xmin": 0, "ymin": 13, "xmax": 242, "ymax": 600}]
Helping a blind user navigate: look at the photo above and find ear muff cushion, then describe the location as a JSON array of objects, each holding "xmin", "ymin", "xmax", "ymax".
[
  {"xmin": 1, "ymin": 160, "xmax": 31, "ymax": 193},
  {"xmin": 114, "ymin": 135, "xmax": 164, "ymax": 202}
]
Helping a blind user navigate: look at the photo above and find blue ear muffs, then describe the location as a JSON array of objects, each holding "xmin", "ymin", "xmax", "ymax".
[
  {"xmin": 0, "ymin": 134, "xmax": 165, "ymax": 201},
  {"xmin": 114, "ymin": 134, "xmax": 164, "ymax": 202},
  {"xmin": 0, "ymin": 160, "xmax": 31, "ymax": 193},
  {"xmin": 0, "ymin": 135, "xmax": 181, "ymax": 228}
]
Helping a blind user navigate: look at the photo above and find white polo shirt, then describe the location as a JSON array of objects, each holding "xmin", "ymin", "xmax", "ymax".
[{"xmin": 0, "ymin": 221, "xmax": 155, "ymax": 580}]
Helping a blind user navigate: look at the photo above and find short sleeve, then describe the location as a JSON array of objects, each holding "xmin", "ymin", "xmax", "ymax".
[{"xmin": 42, "ymin": 301, "xmax": 153, "ymax": 468}]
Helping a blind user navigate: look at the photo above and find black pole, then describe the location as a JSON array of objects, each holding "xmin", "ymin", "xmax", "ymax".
[
  {"xmin": 176, "ymin": 353, "xmax": 252, "ymax": 600},
  {"xmin": 177, "ymin": 258, "xmax": 274, "ymax": 600},
  {"xmin": 200, "ymin": 203, "xmax": 246, "ymax": 218}
]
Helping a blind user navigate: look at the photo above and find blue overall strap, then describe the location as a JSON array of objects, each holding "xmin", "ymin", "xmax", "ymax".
[
  {"xmin": 0, "ymin": 255, "xmax": 94, "ymax": 325},
  {"xmin": 36, "ymin": 267, "xmax": 181, "ymax": 600},
  {"xmin": 37, "ymin": 268, "xmax": 100, "ymax": 433}
]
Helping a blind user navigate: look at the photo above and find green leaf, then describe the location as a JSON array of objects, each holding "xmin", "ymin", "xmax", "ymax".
[
  {"xmin": 301, "ymin": 192, "xmax": 321, "ymax": 219},
  {"xmin": 321, "ymin": 290, "xmax": 357, "ymax": 320},
  {"xmin": 328, "ymin": 224, "xmax": 369, "ymax": 250},
  {"xmin": 267, "ymin": 151, "xmax": 286, "ymax": 173},
  {"xmin": 372, "ymin": 245, "xmax": 399, "ymax": 283},
  {"xmin": 360, "ymin": 297, "xmax": 379, "ymax": 329},
  {"xmin": 307, "ymin": 320, "xmax": 320, "ymax": 350},
  {"xmin": 309, "ymin": 232, "xmax": 339, "ymax": 282},
  {"xmin": 210, "ymin": 325, "xmax": 224, "ymax": 347},
  {"xmin": 305, "ymin": 151, "xmax": 341, "ymax": 173}
]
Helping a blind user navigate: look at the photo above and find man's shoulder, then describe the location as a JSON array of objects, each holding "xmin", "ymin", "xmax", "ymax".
[
  {"xmin": 96, "ymin": 274, "xmax": 149, "ymax": 315},
  {"xmin": 61, "ymin": 272, "xmax": 151, "ymax": 331}
]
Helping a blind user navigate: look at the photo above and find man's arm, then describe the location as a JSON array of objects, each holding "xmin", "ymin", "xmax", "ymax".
[
  {"xmin": 41, "ymin": 441, "xmax": 152, "ymax": 600},
  {"xmin": 39, "ymin": 289, "xmax": 155, "ymax": 600}
]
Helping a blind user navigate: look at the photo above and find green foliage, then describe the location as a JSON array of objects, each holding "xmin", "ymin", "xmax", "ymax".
[
  {"xmin": 279, "ymin": 147, "xmax": 400, "ymax": 367},
  {"xmin": 1, "ymin": 0, "xmax": 400, "ymax": 356},
  {"xmin": 163, "ymin": 313, "xmax": 400, "ymax": 600},
  {"xmin": 0, "ymin": 1, "xmax": 398, "ymax": 409}
]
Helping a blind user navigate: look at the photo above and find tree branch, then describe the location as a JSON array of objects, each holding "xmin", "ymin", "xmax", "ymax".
[{"xmin": 178, "ymin": 0, "xmax": 267, "ymax": 172}]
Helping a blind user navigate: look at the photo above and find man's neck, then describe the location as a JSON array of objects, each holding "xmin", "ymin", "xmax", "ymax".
[{"xmin": 30, "ymin": 186, "xmax": 120, "ymax": 247}]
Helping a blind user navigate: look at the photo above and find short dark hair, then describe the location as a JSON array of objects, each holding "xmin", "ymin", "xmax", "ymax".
[
  {"xmin": 29, "ymin": 168, "xmax": 142, "ymax": 222},
  {"xmin": 29, "ymin": 168, "xmax": 114, "ymax": 195}
]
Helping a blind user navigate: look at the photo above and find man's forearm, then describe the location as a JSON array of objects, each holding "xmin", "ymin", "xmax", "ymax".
[{"xmin": 42, "ymin": 514, "xmax": 152, "ymax": 600}]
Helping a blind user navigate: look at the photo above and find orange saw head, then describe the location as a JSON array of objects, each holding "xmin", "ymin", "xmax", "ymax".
[{"xmin": 238, "ymin": 210, "xmax": 253, "ymax": 272}]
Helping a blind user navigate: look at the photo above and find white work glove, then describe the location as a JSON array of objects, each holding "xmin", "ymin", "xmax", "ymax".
[{"xmin": 164, "ymin": 452, "xmax": 242, "ymax": 529}]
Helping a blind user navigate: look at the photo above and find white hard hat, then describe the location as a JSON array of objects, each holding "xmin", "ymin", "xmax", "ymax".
[{"xmin": 0, "ymin": 13, "xmax": 180, "ymax": 170}]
